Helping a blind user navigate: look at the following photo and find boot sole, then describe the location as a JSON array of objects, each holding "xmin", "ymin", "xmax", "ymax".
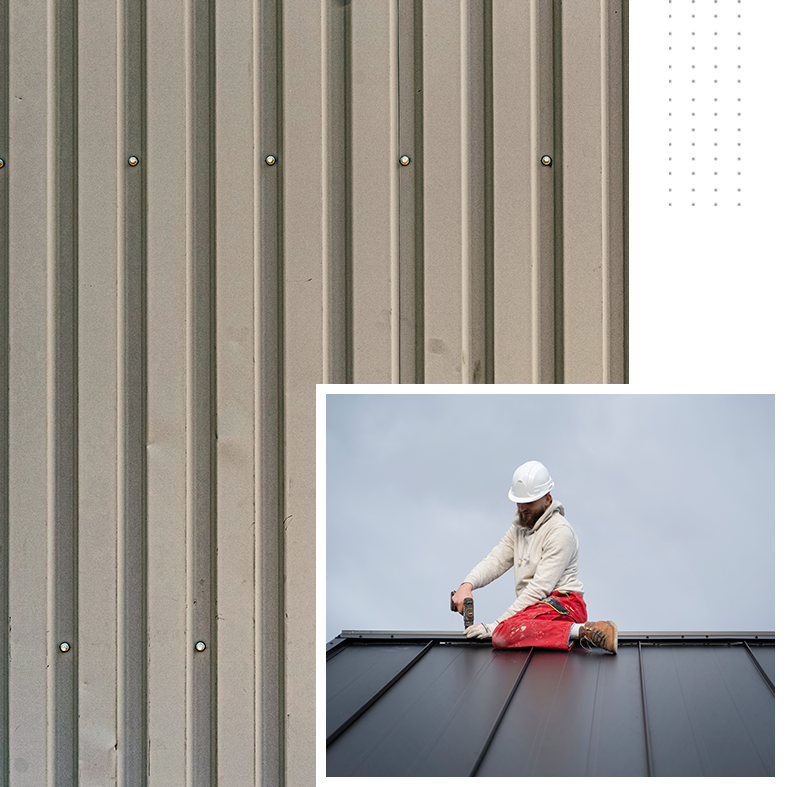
[{"xmin": 607, "ymin": 620, "xmax": 618, "ymax": 654}]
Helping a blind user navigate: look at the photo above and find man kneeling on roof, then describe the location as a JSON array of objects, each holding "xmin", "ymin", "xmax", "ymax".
[{"xmin": 451, "ymin": 460, "xmax": 618, "ymax": 654}]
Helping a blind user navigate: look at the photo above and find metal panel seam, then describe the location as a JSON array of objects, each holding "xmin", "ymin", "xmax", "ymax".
[
  {"xmin": 469, "ymin": 648, "xmax": 533, "ymax": 776},
  {"xmin": 254, "ymin": 0, "xmax": 285, "ymax": 784},
  {"xmin": 459, "ymin": 1, "xmax": 470, "ymax": 384},
  {"xmin": 321, "ymin": 0, "xmax": 352, "ymax": 383},
  {"xmin": 459, "ymin": 0, "xmax": 492, "ymax": 385},
  {"xmin": 411, "ymin": 0, "xmax": 425, "ymax": 383},
  {"xmin": 47, "ymin": 0, "xmax": 79, "ymax": 781},
  {"xmin": 396, "ymin": 0, "xmax": 407, "ymax": 382},
  {"xmin": 483, "ymin": 0, "xmax": 494, "ymax": 385},
  {"xmin": 0, "ymin": 0, "xmax": 8, "ymax": 773},
  {"xmin": 636, "ymin": 642, "xmax": 654, "ymax": 776},
  {"xmin": 622, "ymin": 0, "xmax": 629, "ymax": 382},
  {"xmin": 529, "ymin": 0, "xmax": 541, "ymax": 380},
  {"xmin": 600, "ymin": 0, "xmax": 610, "ymax": 383},
  {"xmin": 185, "ymin": 1, "xmax": 218, "ymax": 784},
  {"xmin": 608, "ymin": 0, "xmax": 625, "ymax": 383},
  {"xmin": 706, "ymin": 645, "xmax": 772, "ymax": 774},
  {"xmin": 326, "ymin": 640, "xmax": 434, "ymax": 747},
  {"xmin": 396, "ymin": 0, "xmax": 424, "ymax": 383},
  {"xmin": 389, "ymin": 0, "xmax": 400, "ymax": 383},
  {"xmin": 741, "ymin": 642, "xmax": 774, "ymax": 696},
  {"xmin": 118, "ymin": 1, "xmax": 149, "ymax": 783},
  {"xmin": 552, "ymin": 0, "xmax": 564, "ymax": 382}
]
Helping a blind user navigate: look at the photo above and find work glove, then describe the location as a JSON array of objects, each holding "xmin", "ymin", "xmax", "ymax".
[{"xmin": 465, "ymin": 622, "xmax": 495, "ymax": 640}]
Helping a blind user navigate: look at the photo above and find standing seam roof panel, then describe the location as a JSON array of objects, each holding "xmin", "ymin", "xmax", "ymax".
[
  {"xmin": 642, "ymin": 645, "xmax": 774, "ymax": 776},
  {"xmin": 326, "ymin": 634, "xmax": 774, "ymax": 778}
]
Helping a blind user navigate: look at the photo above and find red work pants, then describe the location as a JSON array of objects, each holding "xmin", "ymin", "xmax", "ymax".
[{"xmin": 491, "ymin": 591, "xmax": 588, "ymax": 650}]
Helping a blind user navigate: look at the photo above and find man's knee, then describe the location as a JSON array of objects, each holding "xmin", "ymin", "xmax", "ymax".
[{"xmin": 491, "ymin": 623, "xmax": 509, "ymax": 649}]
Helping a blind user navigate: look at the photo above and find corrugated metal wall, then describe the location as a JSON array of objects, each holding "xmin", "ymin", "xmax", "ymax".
[
  {"xmin": 308, "ymin": 0, "xmax": 627, "ymax": 384},
  {"xmin": 0, "ymin": 1, "xmax": 626, "ymax": 785}
]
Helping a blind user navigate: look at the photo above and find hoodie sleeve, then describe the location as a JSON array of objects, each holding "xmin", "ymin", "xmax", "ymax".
[
  {"xmin": 462, "ymin": 526, "xmax": 516, "ymax": 590},
  {"xmin": 494, "ymin": 523, "xmax": 578, "ymax": 623}
]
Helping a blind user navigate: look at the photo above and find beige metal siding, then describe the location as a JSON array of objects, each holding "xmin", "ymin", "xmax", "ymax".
[
  {"xmin": 0, "ymin": 1, "xmax": 626, "ymax": 785},
  {"xmin": 0, "ymin": 0, "xmax": 9, "ymax": 773},
  {"xmin": 492, "ymin": 0, "xmax": 557, "ymax": 382},
  {"xmin": 560, "ymin": 0, "xmax": 626, "ymax": 382}
]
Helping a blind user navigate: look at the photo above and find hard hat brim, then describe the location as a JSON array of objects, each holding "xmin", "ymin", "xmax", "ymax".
[{"xmin": 508, "ymin": 489, "xmax": 549, "ymax": 504}]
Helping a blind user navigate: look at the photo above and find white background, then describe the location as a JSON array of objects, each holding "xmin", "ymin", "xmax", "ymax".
[{"xmin": 631, "ymin": 0, "xmax": 794, "ymax": 387}]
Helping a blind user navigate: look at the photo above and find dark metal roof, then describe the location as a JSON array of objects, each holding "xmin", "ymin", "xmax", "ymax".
[{"xmin": 326, "ymin": 631, "xmax": 775, "ymax": 777}]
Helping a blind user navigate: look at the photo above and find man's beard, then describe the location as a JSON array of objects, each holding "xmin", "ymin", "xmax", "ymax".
[{"xmin": 518, "ymin": 507, "xmax": 545, "ymax": 529}]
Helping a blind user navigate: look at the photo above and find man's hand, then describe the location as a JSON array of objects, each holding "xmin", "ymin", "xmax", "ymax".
[
  {"xmin": 451, "ymin": 583, "xmax": 474, "ymax": 614},
  {"xmin": 465, "ymin": 622, "xmax": 494, "ymax": 640}
]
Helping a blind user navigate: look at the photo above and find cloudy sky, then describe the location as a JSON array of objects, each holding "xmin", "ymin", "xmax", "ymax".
[{"xmin": 324, "ymin": 392, "xmax": 774, "ymax": 643}]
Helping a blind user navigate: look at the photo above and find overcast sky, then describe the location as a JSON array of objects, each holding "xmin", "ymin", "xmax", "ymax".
[{"xmin": 324, "ymin": 392, "xmax": 774, "ymax": 643}]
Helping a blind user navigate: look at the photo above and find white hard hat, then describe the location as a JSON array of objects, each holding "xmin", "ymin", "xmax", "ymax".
[{"xmin": 508, "ymin": 461, "xmax": 554, "ymax": 503}]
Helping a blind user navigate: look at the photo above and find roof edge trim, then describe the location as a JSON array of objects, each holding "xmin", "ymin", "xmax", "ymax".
[{"xmin": 329, "ymin": 630, "xmax": 775, "ymax": 646}]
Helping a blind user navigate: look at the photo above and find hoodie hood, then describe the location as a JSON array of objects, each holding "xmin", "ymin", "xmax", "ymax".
[{"xmin": 512, "ymin": 498, "xmax": 564, "ymax": 535}]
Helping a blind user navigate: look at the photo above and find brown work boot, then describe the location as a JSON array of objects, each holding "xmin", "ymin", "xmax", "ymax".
[{"xmin": 580, "ymin": 621, "xmax": 618, "ymax": 654}]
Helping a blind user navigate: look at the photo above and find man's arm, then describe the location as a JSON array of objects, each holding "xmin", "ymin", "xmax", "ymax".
[{"xmin": 460, "ymin": 526, "xmax": 516, "ymax": 593}]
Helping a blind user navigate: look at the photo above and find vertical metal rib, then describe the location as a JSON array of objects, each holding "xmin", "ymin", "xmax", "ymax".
[
  {"xmin": 599, "ymin": 0, "xmax": 610, "ymax": 381},
  {"xmin": 621, "ymin": 0, "xmax": 629, "ymax": 382},
  {"xmin": 326, "ymin": 640, "xmax": 434, "ymax": 747},
  {"xmin": 461, "ymin": 0, "xmax": 493, "ymax": 384},
  {"xmin": 482, "ymin": 0, "xmax": 495, "ymax": 385},
  {"xmin": 603, "ymin": 0, "xmax": 625, "ymax": 383},
  {"xmin": 255, "ymin": 1, "xmax": 285, "ymax": 784},
  {"xmin": 742, "ymin": 642, "xmax": 775, "ymax": 696},
  {"xmin": 0, "ymin": 0, "xmax": 9, "ymax": 778},
  {"xmin": 322, "ymin": 0, "xmax": 352, "ymax": 383},
  {"xmin": 552, "ymin": 0, "xmax": 565, "ymax": 383},
  {"xmin": 397, "ymin": 0, "xmax": 424, "ymax": 383},
  {"xmin": 531, "ymin": 0, "xmax": 557, "ymax": 382},
  {"xmin": 118, "ymin": 1, "xmax": 148, "ymax": 784},
  {"xmin": 636, "ymin": 642, "xmax": 654, "ymax": 777},
  {"xmin": 47, "ymin": 1, "xmax": 79, "ymax": 783},
  {"xmin": 186, "ymin": 2, "xmax": 217, "ymax": 785},
  {"xmin": 469, "ymin": 649, "xmax": 534, "ymax": 776}
]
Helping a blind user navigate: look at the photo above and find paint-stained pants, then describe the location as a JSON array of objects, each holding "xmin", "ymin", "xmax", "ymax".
[{"xmin": 491, "ymin": 591, "xmax": 588, "ymax": 650}]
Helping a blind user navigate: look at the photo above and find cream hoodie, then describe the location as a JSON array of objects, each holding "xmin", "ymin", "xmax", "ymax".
[{"xmin": 463, "ymin": 499, "xmax": 585, "ymax": 624}]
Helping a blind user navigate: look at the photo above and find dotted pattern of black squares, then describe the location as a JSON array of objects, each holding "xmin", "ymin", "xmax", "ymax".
[{"xmin": 668, "ymin": 0, "xmax": 743, "ymax": 207}]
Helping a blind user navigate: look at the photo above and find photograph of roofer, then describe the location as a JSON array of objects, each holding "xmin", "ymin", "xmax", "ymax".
[{"xmin": 451, "ymin": 460, "xmax": 617, "ymax": 653}]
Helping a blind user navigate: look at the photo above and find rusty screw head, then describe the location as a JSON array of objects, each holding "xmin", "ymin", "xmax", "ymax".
[
  {"xmin": 0, "ymin": 159, "xmax": 5, "ymax": 169},
  {"xmin": 399, "ymin": 155, "xmax": 411, "ymax": 166},
  {"xmin": 59, "ymin": 642, "xmax": 71, "ymax": 653},
  {"xmin": 128, "ymin": 156, "xmax": 139, "ymax": 167},
  {"xmin": 265, "ymin": 155, "xmax": 276, "ymax": 166},
  {"xmin": 541, "ymin": 155, "xmax": 552, "ymax": 166}
]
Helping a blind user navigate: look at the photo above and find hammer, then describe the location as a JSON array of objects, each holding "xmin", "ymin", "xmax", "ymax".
[{"xmin": 450, "ymin": 591, "xmax": 474, "ymax": 630}]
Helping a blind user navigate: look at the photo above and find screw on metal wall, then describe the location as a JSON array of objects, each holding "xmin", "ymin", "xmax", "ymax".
[
  {"xmin": 399, "ymin": 155, "xmax": 411, "ymax": 166},
  {"xmin": 195, "ymin": 641, "xmax": 207, "ymax": 652},
  {"xmin": 541, "ymin": 155, "xmax": 552, "ymax": 166},
  {"xmin": 59, "ymin": 642, "xmax": 71, "ymax": 653},
  {"xmin": 0, "ymin": 159, "xmax": 5, "ymax": 168},
  {"xmin": 128, "ymin": 156, "xmax": 139, "ymax": 167},
  {"xmin": 265, "ymin": 155, "xmax": 276, "ymax": 166}
]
